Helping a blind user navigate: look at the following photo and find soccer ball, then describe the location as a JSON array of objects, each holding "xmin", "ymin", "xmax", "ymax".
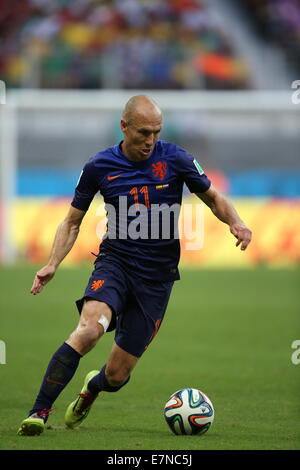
[{"xmin": 164, "ymin": 388, "xmax": 214, "ymax": 435}]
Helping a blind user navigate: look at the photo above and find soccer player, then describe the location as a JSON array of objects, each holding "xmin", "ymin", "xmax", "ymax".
[{"xmin": 17, "ymin": 95, "xmax": 251, "ymax": 436}]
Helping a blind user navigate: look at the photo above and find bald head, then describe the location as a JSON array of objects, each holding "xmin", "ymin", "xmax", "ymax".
[
  {"xmin": 120, "ymin": 95, "xmax": 163, "ymax": 162},
  {"xmin": 122, "ymin": 95, "xmax": 162, "ymax": 126}
]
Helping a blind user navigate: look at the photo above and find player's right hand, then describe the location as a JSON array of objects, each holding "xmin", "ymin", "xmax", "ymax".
[{"xmin": 30, "ymin": 265, "xmax": 56, "ymax": 295}]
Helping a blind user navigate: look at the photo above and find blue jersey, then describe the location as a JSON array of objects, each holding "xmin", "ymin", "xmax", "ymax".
[{"xmin": 71, "ymin": 140, "xmax": 211, "ymax": 281}]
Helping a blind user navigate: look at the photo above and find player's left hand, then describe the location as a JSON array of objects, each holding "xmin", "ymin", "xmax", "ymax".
[
  {"xmin": 230, "ymin": 223, "xmax": 252, "ymax": 251},
  {"xmin": 30, "ymin": 264, "xmax": 56, "ymax": 295}
]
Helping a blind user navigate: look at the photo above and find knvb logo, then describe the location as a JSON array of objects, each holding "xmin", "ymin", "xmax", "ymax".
[
  {"xmin": 291, "ymin": 80, "xmax": 300, "ymax": 104},
  {"xmin": 291, "ymin": 340, "xmax": 300, "ymax": 365},
  {"xmin": 0, "ymin": 80, "xmax": 6, "ymax": 105},
  {"xmin": 0, "ymin": 340, "xmax": 6, "ymax": 364}
]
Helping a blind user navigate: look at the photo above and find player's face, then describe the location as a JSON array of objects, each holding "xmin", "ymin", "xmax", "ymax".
[{"xmin": 120, "ymin": 112, "xmax": 162, "ymax": 161}]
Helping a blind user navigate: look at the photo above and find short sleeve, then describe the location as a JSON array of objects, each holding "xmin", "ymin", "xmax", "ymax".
[
  {"xmin": 177, "ymin": 149, "xmax": 211, "ymax": 193},
  {"xmin": 71, "ymin": 160, "xmax": 99, "ymax": 212}
]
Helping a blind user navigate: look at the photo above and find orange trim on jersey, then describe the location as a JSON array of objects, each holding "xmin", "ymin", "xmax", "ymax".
[
  {"xmin": 145, "ymin": 319, "xmax": 162, "ymax": 350},
  {"xmin": 107, "ymin": 174, "xmax": 122, "ymax": 180}
]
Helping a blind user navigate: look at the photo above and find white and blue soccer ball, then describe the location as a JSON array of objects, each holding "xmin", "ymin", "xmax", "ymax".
[{"xmin": 164, "ymin": 388, "xmax": 214, "ymax": 435}]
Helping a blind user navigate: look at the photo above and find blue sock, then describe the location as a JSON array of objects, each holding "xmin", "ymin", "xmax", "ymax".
[
  {"xmin": 29, "ymin": 342, "xmax": 82, "ymax": 419},
  {"xmin": 87, "ymin": 365, "xmax": 130, "ymax": 395}
]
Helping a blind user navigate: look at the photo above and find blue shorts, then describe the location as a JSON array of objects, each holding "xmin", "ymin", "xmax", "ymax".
[{"xmin": 76, "ymin": 255, "xmax": 174, "ymax": 358}]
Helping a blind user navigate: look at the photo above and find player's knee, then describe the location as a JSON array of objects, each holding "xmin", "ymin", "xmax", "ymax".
[
  {"xmin": 82, "ymin": 300, "xmax": 112, "ymax": 335},
  {"xmin": 67, "ymin": 319, "xmax": 103, "ymax": 355},
  {"xmin": 79, "ymin": 322, "xmax": 102, "ymax": 344},
  {"xmin": 78, "ymin": 301, "xmax": 111, "ymax": 341}
]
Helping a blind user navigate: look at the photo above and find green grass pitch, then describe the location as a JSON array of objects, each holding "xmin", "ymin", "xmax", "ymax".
[{"xmin": 0, "ymin": 265, "xmax": 299, "ymax": 450}]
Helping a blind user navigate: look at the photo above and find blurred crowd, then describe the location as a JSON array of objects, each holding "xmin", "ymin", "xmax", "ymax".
[
  {"xmin": 245, "ymin": 0, "xmax": 300, "ymax": 42},
  {"xmin": 0, "ymin": 0, "xmax": 250, "ymax": 89},
  {"xmin": 243, "ymin": 0, "xmax": 300, "ymax": 71}
]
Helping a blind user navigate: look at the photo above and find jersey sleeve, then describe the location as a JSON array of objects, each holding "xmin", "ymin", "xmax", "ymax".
[
  {"xmin": 177, "ymin": 149, "xmax": 211, "ymax": 193},
  {"xmin": 71, "ymin": 160, "xmax": 99, "ymax": 212}
]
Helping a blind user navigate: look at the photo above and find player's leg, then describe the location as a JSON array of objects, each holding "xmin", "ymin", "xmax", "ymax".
[
  {"xmin": 88, "ymin": 277, "xmax": 174, "ymax": 397},
  {"xmin": 64, "ymin": 341, "xmax": 139, "ymax": 428},
  {"xmin": 66, "ymin": 278, "xmax": 174, "ymax": 428},
  {"xmin": 66, "ymin": 299, "xmax": 112, "ymax": 355},
  {"xmin": 105, "ymin": 342, "xmax": 139, "ymax": 386},
  {"xmin": 64, "ymin": 257, "xmax": 131, "ymax": 428},
  {"xmin": 18, "ymin": 300, "xmax": 111, "ymax": 436},
  {"xmin": 88, "ymin": 341, "xmax": 139, "ymax": 392},
  {"xmin": 64, "ymin": 266, "xmax": 173, "ymax": 429}
]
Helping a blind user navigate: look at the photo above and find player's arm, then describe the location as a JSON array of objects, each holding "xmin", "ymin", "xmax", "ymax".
[
  {"xmin": 196, "ymin": 184, "xmax": 252, "ymax": 251},
  {"xmin": 30, "ymin": 206, "xmax": 86, "ymax": 295},
  {"xmin": 31, "ymin": 158, "xmax": 99, "ymax": 295}
]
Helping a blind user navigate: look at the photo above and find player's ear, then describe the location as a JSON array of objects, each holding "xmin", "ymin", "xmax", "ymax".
[{"xmin": 120, "ymin": 119, "xmax": 127, "ymax": 133}]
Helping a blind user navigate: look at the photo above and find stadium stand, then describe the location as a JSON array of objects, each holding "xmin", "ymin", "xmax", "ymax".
[
  {"xmin": 236, "ymin": 0, "xmax": 300, "ymax": 75},
  {"xmin": 0, "ymin": 0, "xmax": 251, "ymax": 90}
]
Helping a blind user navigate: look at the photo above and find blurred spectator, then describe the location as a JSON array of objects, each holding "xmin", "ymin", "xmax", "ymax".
[
  {"xmin": 0, "ymin": 0, "xmax": 250, "ymax": 89},
  {"xmin": 243, "ymin": 0, "xmax": 300, "ymax": 41},
  {"xmin": 240, "ymin": 0, "xmax": 300, "ymax": 73}
]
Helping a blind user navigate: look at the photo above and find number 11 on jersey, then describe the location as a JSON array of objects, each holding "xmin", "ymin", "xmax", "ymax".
[{"xmin": 129, "ymin": 186, "xmax": 150, "ymax": 209}]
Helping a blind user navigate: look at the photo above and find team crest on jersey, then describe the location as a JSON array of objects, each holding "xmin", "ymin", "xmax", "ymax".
[
  {"xmin": 152, "ymin": 161, "xmax": 167, "ymax": 181},
  {"xmin": 91, "ymin": 280, "xmax": 105, "ymax": 291}
]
